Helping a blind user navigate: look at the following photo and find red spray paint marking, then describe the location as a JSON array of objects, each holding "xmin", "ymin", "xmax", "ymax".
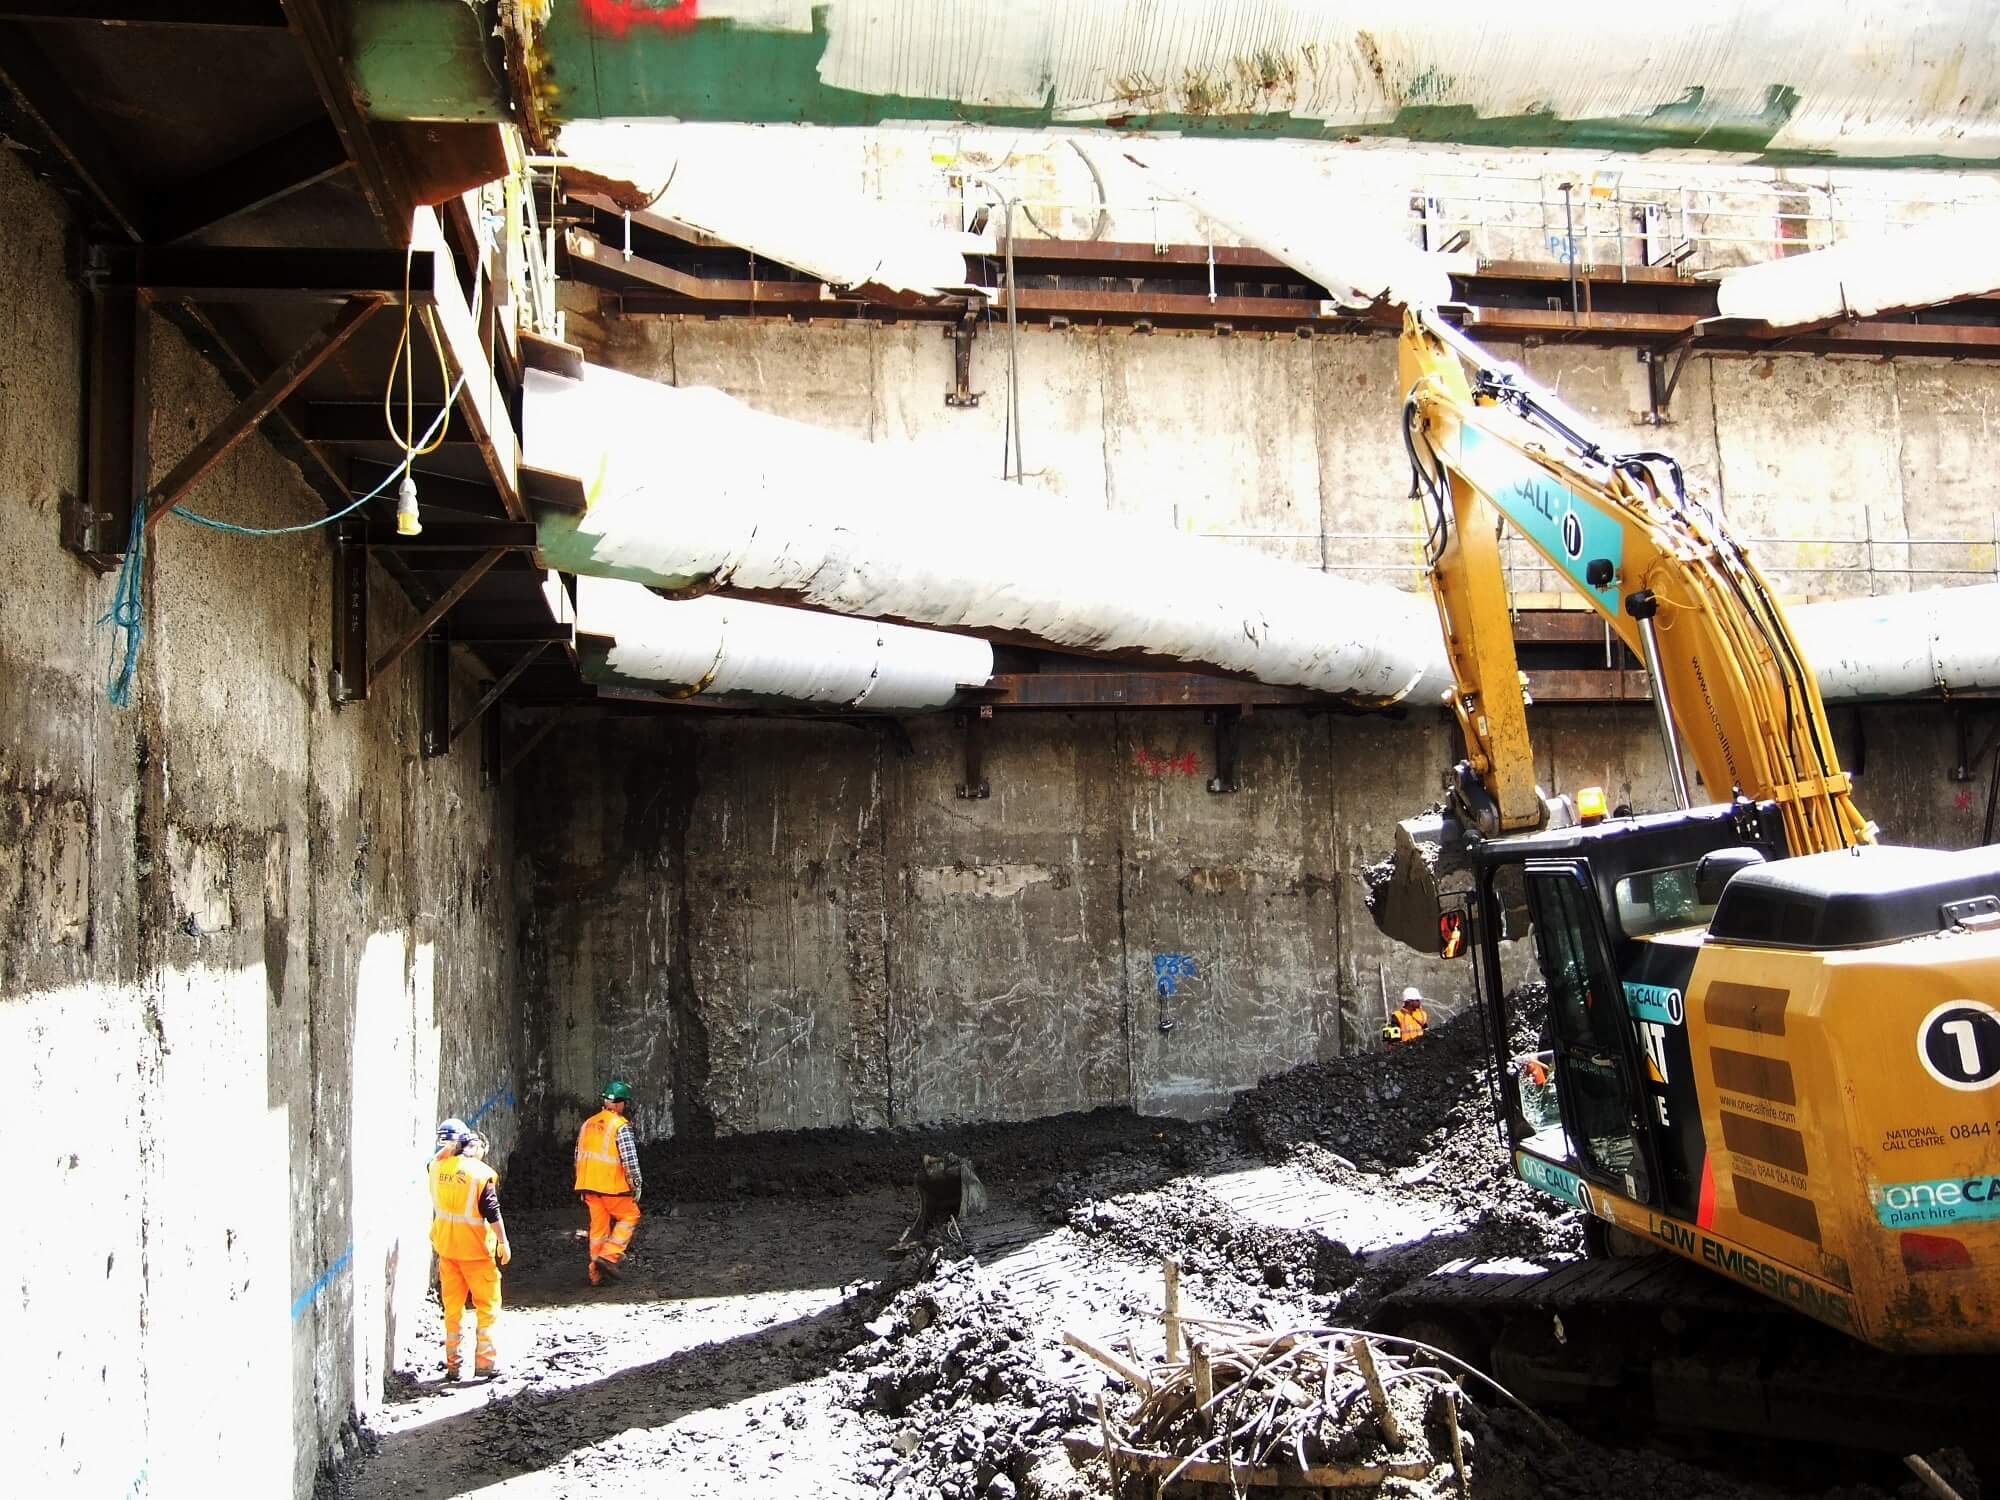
[
  {"xmin": 1133, "ymin": 748, "xmax": 1201, "ymax": 779},
  {"xmin": 579, "ymin": 0, "xmax": 700, "ymax": 36}
]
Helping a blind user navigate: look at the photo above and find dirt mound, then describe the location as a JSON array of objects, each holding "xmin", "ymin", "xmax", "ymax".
[
  {"xmin": 847, "ymin": 1256, "xmax": 1087, "ymax": 1500},
  {"xmin": 1064, "ymin": 1183, "xmax": 1359, "ymax": 1322},
  {"xmin": 516, "ymin": 1108, "xmax": 1206, "ymax": 1212},
  {"xmin": 1224, "ymin": 1008, "xmax": 1497, "ymax": 1170}
]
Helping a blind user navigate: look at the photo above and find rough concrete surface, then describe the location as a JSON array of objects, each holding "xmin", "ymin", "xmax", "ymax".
[
  {"xmin": 0, "ymin": 148, "xmax": 521, "ymax": 1497},
  {"xmin": 609, "ymin": 310, "xmax": 2000, "ymax": 604},
  {"xmin": 512, "ymin": 691, "xmax": 1978, "ymax": 1150}
]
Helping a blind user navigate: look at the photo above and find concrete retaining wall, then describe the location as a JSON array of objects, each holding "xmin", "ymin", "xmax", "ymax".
[
  {"xmin": 0, "ymin": 152, "xmax": 520, "ymax": 1496},
  {"xmin": 518, "ymin": 309, "xmax": 1999, "ymax": 1141}
]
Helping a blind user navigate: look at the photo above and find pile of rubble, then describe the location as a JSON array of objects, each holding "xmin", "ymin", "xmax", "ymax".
[{"xmin": 848, "ymin": 1256, "xmax": 1087, "ymax": 1500}]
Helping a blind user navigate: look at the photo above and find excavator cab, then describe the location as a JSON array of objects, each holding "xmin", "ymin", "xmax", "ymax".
[{"xmin": 1467, "ymin": 799, "xmax": 1787, "ymax": 1226}]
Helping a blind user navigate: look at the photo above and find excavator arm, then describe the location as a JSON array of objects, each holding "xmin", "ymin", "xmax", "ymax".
[
  {"xmin": 1369, "ymin": 310, "xmax": 1870, "ymax": 950},
  {"xmin": 1398, "ymin": 308, "xmax": 1871, "ymax": 855}
]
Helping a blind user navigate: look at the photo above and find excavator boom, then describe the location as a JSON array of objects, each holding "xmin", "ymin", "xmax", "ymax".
[
  {"xmin": 1368, "ymin": 310, "xmax": 1872, "ymax": 950},
  {"xmin": 1376, "ymin": 310, "xmax": 2000, "ymax": 1357}
]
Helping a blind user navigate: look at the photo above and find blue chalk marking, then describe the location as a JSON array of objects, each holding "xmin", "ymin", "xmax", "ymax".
[
  {"xmin": 290, "ymin": 1245, "xmax": 353, "ymax": 1320},
  {"xmin": 288, "ymin": 1078, "xmax": 513, "ymax": 1321},
  {"xmin": 467, "ymin": 1085, "xmax": 515, "ymax": 1127}
]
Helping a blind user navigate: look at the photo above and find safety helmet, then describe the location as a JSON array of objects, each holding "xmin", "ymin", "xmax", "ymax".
[
  {"xmin": 437, "ymin": 1117, "xmax": 472, "ymax": 1145},
  {"xmin": 601, "ymin": 1080, "xmax": 632, "ymax": 1102},
  {"xmin": 1401, "ymin": 986, "xmax": 1423, "ymax": 1004}
]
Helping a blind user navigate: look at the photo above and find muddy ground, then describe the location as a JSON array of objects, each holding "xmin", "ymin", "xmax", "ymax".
[{"xmin": 329, "ymin": 1016, "xmax": 1979, "ymax": 1500}]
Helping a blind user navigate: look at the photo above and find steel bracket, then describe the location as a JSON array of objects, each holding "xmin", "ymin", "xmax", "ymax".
[
  {"xmin": 955, "ymin": 704, "xmax": 992, "ymax": 799},
  {"xmin": 1641, "ymin": 338, "xmax": 1697, "ymax": 426},
  {"xmin": 68, "ymin": 278, "xmax": 150, "ymax": 568},
  {"xmin": 1206, "ymin": 705, "xmax": 1245, "ymax": 794},
  {"xmin": 421, "ymin": 627, "xmax": 452, "ymax": 758},
  {"xmin": 441, "ymin": 640, "xmax": 551, "ymax": 759},
  {"xmin": 330, "ymin": 519, "xmax": 371, "ymax": 704},
  {"xmin": 943, "ymin": 315, "xmax": 982, "ymax": 408}
]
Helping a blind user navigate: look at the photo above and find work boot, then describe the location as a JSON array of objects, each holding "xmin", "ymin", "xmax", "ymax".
[
  {"xmin": 587, "ymin": 1261, "xmax": 603, "ymax": 1286},
  {"xmin": 443, "ymin": 1364, "xmax": 460, "ymax": 1382},
  {"xmin": 596, "ymin": 1259, "xmax": 621, "ymax": 1285},
  {"xmin": 475, "ymin": 1364, "xmax": 502, "ymax": 1380}
]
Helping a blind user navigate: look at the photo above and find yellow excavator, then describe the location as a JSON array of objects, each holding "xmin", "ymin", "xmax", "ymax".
[{"xmin": 1379, "ymin": 307, "xmax": 2000, "ymax": 1369}]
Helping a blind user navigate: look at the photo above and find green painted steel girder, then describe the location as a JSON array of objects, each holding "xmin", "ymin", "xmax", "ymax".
[{"xmin": 350, "ymin": 1, "xmax": 2000, "ymax": 169}]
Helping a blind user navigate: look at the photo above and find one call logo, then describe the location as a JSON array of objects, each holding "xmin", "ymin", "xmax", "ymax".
[
  {"xmin": 1560, "ymin": 508, "xmax": 1584, "ymax": 560},
  {"xmin": 1918, "ymin": 1000, "xmax": 2000, "ymax": 1090}
]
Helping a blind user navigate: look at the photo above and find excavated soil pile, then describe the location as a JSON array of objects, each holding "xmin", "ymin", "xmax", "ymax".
[
  {"xmin": 509, "ymin": 1109, "xmax": 1208, "ymax": 1211},
  {"xmin": 849, "ymin": 1256, "xmax": 1088, "ymax": 1500}
]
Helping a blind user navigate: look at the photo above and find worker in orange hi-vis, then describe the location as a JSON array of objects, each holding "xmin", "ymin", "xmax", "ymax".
[
  {"xmin": 575, "ymin": 1080, "xmax": 643, "ymax": 1287},
  {"xmin": 429, "ymin": 1119, "xmax": 511, "ymax": 1380},
  {"xmin": 1390, "ymin": 986, "xmax": 1431, "ymax": 1044}
]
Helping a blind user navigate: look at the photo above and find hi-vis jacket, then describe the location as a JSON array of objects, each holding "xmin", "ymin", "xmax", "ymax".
[
  {"xmin": 429, "ymin": 1153, "xmax": 498, "ymax": 1261},
  {"xmin": 574, "ymin": 1109, "xmax": 632, "ymax": 1195}
]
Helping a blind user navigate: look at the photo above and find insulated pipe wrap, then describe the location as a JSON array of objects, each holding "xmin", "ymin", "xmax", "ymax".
[
  {"xmin": 529, "ymin": 363, "xmax": 1459, "ymax": 706},
  {"xmin": 1789, "ymin": 585, "xmax": 2000, "ymax": 701},
  {"xmin": 581, "ymin": 578, "xmax": 993, "ymax": 710}
]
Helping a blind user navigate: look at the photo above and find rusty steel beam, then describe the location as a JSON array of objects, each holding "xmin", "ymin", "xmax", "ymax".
[
  {"xmin": 1513, "ymin": 611, "xmax": 1622, "ymax": 644},
  {"xmin": 365, "ymin": 521, "xmax": 536, "ymax": 551},
  {"xmin": 1525, "ymin": 669, "xmax": 1655, "ymax": 702},
  {"xmin": 153, "ymin": 118, "xmax": 352, "ymax": 244},
  {"xmin": 416, "ymin": 206, "xmax": 523, "ymax": 520},
  {"xmin": 1461, "ymin": 306, "xmax": 1702, "ymax": 337},
  {"xmin": 1474, "ymin": 258, "xmax": 1689, "ymax": 287},
  {"xmin": 497, "ymin": 714, "xmax": 561, "ymax": 781},
  {"xmin": 567, "ymin": 229, "xmax": 827, "ymax": 303},
  {"xmin": 444, "ymin": 620, "xmax": 574, "ymax": 646},
  {"xmin": 97, "ymin": 246, "xmax": 434, "ymax": 302},
  {"xmin": 448, "ymin": 641, "xmax": 551, "ymax": 749},
  {"xmin": 349, "ymin": 459, "xmax": 500, "ymax": 514},
  {"xmin": 420, "ymin": 627, "xmax": 452, "ymax": 757},
  {"xmin": 71, "ymin": 283, "xmax": 149, "ymax": 566},
  {"xmin": 0, "ymin": 24, "xmax": 152, "ymax": 240},
  {"xmin": 145, "ymin": 294, "xmax": 383, "ymax": 527},
  {"xmin": 998, "ymin": 237, "xmax": 1288, "ymax": 274},
  {"xmin": 280, "ymin": 0, "xmax": 411, "ymax": 238},
  {"xmin": 332, "ymin": 521, "xmax": 371, "ymax": 703},
  {"xmin": 980, "ymin": 672, "xmax": 1333, "ymax": 710},
  {"xmin": 368, "ymin": 547, "xmax": 504, "ymax": 686},
  {"xmin": 305, "ymin": 402, "xmax": 462, "ymax": 443}
]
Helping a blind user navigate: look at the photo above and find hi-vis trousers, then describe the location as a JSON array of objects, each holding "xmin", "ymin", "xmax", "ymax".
[
  {"xmin": 583, "ymin": 1192, "xmax": 640, "ymax": 1269},
  {"xmin": 439, "ymin": 1255, "xmax": 501, "ymax": 1372}
]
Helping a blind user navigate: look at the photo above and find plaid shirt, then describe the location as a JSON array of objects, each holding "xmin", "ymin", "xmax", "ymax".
[{"xmin": 614, "ymin": 1119, "xmax": 643, "ymax": 1197}]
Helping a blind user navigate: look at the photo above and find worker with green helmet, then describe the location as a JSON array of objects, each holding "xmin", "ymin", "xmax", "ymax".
[{"xmin": 574, "ymin": 1079, "xmax": 643, "ymax": 1286}]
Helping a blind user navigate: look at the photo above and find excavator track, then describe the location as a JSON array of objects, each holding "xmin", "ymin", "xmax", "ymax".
[{"xmin": 1376, "ymin": 1251, "xmax": 2000, "ymax": 1467}]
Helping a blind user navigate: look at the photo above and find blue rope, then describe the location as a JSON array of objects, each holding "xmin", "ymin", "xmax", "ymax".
[
  {"xmin": 101, "ymin": 504, "xmax": 146, "ymax": 708},
  {"xmin": 170, "ymin": 375, "xmax": 465, "ymax": 536},
  {"xmin": 98, "ymin": 378, "xmax": 468, "ymax": 705}
]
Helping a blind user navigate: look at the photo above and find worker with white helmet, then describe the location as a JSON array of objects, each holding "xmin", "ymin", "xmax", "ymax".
[
  {"xmin": 1388, "ymin": 986, "xmax": 1431, "ymax": 1044},
  {"xmin": 429, "ymin": 1117, "xmax": 511, "ymax": 1379}
]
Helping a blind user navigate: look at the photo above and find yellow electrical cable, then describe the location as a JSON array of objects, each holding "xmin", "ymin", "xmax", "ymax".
[{"xmin": 383, "ymin": 243, "xmax": 455, "ymax": 457}]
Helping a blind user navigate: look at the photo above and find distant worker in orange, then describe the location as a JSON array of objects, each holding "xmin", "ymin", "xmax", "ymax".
[
  {"xmin": 575, "ymin": 1080, "xmax": 643, "ymax": 1286},
  {"xmin": 430, "ymin": 1118, "xmax": 511, "ymax": 1380},
  {"xmin": 1390, "ymin": 986, "xmax": 1431, "ymax": 1044}
]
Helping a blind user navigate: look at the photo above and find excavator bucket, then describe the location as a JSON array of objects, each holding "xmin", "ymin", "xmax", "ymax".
[
  {"xmin": 1362, "ymin": 808, "xmax": 1530, "ymax": 954},
  {"xmin": 1362, "ymin": 810, "xmax": 1470, "ymax": 953}
]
